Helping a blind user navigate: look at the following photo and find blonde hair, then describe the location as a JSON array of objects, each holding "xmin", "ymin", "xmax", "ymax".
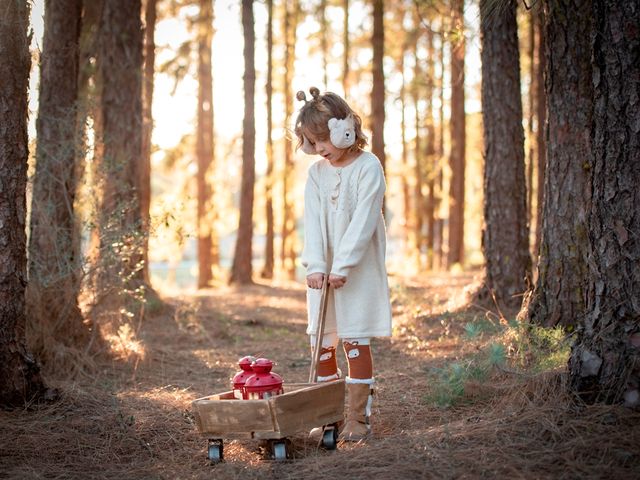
[{"xmin": 294, "ymin": 87, "xmax": 368, "ymax": 153}]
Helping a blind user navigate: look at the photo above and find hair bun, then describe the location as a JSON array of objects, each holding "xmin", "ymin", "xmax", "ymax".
[
  {"xmin": 296, "ymin": 90, "xmax": 307, "ymax": 102},
  {"xmin": 309, "ymin": 87, "xmax": 320, "ymax": 100}
]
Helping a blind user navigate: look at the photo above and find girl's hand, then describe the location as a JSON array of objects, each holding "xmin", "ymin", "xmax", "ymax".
[
  {"xmin": 328, "ymin": 274, "xmax": 347, "ymax": 289},
  {"xmin": 307, "ymin": 273, "xmax": 325, "ymax": 289}
]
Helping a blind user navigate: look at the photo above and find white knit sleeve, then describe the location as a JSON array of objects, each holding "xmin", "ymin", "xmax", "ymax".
[
  {"xmin": 330, "ymin": 159, "xmax": 385, "ymax": 277},
  {"xmin": 301, "ymin": 165, "xmax": 327, "ymax": 275}
]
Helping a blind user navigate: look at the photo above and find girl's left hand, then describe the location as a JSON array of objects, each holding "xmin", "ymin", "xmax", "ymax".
[{"xmin": 328, "ymin": 274, "xmax": 347, "ymax": 289}]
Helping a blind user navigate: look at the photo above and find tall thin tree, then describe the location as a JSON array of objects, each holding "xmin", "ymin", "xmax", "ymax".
[
  {"xmin": 261, "ymin": 0, "xmax": 275, "ymax": 279},
  {"xmin": 412, "ymin": 21, "xmax": 424, "ymax": 261},
  {"xmin": 319, "ymin": 0, "xmax": 329, "ymax": 89},
  {"xmin": 230, "ymin": 0, "xmax": 256, "ymax": 284},
  {"xmin": 533, "ymin": 6, "xmax": 546, "ymax": 258},
  {"xmin": 424, "ymin": 24, "xmax": 436, "ymax": 269},
  {"xmin": 342, "ymin": 0, "xmax": 350, "ymax": 96},
  {"xmin": 568, "ymin": 0, "xmax": 640, "ymax": 406},
  {"xmin": 371, "ymin": 0, "xmax": 386, "ymax": 176},
  {"xmin": 281, "ymin": 0, "xmax": 299, "ymax": 279},
  {"xmin": 521, "ymin": 0, "xmax": 592, "ymax": 328},
  {"xmin": 196, "ymin": 0, "xmax": 215, "ymax": 288},
  {"xmin": 27, "ymin": 0, "xmax": 89, "ymax": 366},
  {"xmin": 435, "ymin": 24, "xmax": 446, "ymax": 269},
  {"xmin": 399, "ymin": 30, "xmax": 411, "ymax": 246},
  {"xmin": 95, "ymin": 0, "xmax": 144, "ymax": 298},
  {"xmin": 447, "ymin": 0, "xmax": 465, "ymax": 268},
  {"xmin": 140, "ymin": 0, "xmax": 158, "ymax": 285},
  {"xmin": 478, "ymin": 0, "xmax": 530, "ymax": 309},
  {"xmin": 0, "ymin": 0, "xmax": 47, "ymax": 407},
  {"xmin": 526, "ymin": 9, "xmax": 535, "ymax": 243}
]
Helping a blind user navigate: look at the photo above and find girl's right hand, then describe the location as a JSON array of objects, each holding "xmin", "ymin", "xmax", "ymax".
[{"xmin": 306, "ymin": 273, "xmax": 325, "ymax": 289}]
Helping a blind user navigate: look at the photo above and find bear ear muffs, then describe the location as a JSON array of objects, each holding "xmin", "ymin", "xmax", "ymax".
[
  {"xmin": 301, "ymin": 135, "xmax": 315, "ymax": 155},
  {"xmin": 328, "ymin": 115, "xmax": 356, "ymax": 149}
]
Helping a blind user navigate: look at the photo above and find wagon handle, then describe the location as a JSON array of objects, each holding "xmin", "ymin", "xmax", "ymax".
[{"xmin": 309, "ymin": 274, "xmax": 330, "ymax": 383}]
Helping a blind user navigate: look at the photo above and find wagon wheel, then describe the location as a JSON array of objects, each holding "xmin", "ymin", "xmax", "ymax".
[
  {"xmin": 273, "ymin": 441, "xmax": 287, "ymax": 461},
  {"xmin": 268, "ymin": 439, "xmax": 291, "ymax": 461},
  {"xmin": 207, "ymin": 439, "xmax": 223, "ymax": 464},
  {"xmin": 321, "ymin": 424, "xmax": 339, "ymax": 450}
]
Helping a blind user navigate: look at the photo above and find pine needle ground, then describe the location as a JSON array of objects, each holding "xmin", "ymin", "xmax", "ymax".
[{"xmin": 1, "ymin": 273, "xmax": 639, "ymax": 479}]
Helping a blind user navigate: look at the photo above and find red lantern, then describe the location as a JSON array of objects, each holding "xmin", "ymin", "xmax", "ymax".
[
  {"xmin": 231, "ymin": 356, "xmax": 255, "ymax": 399},
  {"xmin": 244, "ymin": 358, "xmax": 284, "ymax": 400}
]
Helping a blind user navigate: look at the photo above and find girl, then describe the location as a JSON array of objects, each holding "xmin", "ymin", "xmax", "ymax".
[{"xmin": 295, "ymin": 87, "xmax": 393, "ymax": 441}]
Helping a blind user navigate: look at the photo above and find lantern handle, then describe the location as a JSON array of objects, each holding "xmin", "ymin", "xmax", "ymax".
[{"xmin": 309, "ymin": 274, "xmax": 330, "ymax": 383}]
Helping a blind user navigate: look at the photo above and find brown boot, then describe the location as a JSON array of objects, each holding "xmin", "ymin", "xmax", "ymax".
[{"xmin": 339, "ymin": 380, "xmax": 374, "ymax": 441}]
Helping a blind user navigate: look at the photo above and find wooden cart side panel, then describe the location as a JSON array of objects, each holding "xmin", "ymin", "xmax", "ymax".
[
  {"xmin": 192, "ymin": 398, "xmax": 274, "ymax": 435},
  {"xmin": 270, "ymin": 380, "xmax": 345, "ymax": 435}
]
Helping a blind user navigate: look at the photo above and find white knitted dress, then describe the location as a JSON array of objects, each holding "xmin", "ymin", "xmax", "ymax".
[{"xmin": 302, "ymin": 151, "xmax": 393, "ymax": 339}]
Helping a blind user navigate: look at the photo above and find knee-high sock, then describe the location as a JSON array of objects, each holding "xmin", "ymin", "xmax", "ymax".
[
  {"xmin": 310, "ymin": 332, "xmax": 339, "ymax": 381},
  {"xmin": 343, "ymin": 339, "xmax": 373, "ymax": 380}
]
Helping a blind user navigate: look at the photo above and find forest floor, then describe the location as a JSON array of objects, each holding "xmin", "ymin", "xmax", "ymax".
[{"xmin": 2, "ymin": 272, "xmax": 640, "ymax": 479}]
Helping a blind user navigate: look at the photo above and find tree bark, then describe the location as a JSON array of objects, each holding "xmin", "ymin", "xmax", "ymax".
[
  {"xmin": 342, "ymin": 0, "xmax": 349, "ymax": 97},
  {"xmin": 478, "ymin": 0, "xmax": 531, "ymax": 310},
  {"xmin": 534, "ymin": 7, "xmax": 546, "ymax": 258},
  {"xmin": 95, "ymin": 0, "xmax": 144, "ymax": 297},
  {"xmin": 76, "ymin": 0, "xmax": 103, "ymax": 282},
  {"xmin": 522, "ymin": 0, "xmax": 592, "ymax": 327},
  {"xmin": 568, "ymin": 0, "xmax": 640, "ymax": 406},
  {"xmin": 371, "ymin": 0, "xmax": 386, "ymax": 179},
  {"xmin": 435, "ymin": 28, "xmax": 445, "ymax": 270},
  {"xmin": 412, "ymin": 22, "xmax": 424, "ymax": 262},
  {"xmin": 196, "ymin": 0, "xmax": 215, "ymax": 288},
  {"xmin": 526, "ymin": 10, "xmax": 535, "ymax": 248},
  {"xmin": 140, "ymin": 0, "xmax": 157, "ymax": 285},
  {"xmin": 281, "ymin": 0, "xmax": 298, "ymax": 279},
  {"xmin": 230, "ymin": 0, "xmax": 256, "ymax": 285},
  {"xmin": 261, "ymin": 0, "xmax": 275, "ymax": 279},
  {"xmin": 319, "ymin": 0, "xmax": 328, "ymax": 89},
  {"xmin": 425, "ymin": 25, "xmax": 436, "ymax": 269},
  {"xmin": 27, "ymin": 0, "xmax": 89, "ymax": 362},
  {"xmin": 400, "ymin": 34, "xmax": 411, "ymax": 249},
  {"xmin": 447, "ymin": 0, "xmax": 465, "ymax": 268},
  {"xmin": 0, "ymin": 0, "xmax": 47, "ymax": 407}
]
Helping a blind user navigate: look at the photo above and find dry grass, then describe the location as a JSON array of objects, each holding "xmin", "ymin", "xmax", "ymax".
[{"xmin": 2, "ymin": 273, "xmax": 639, "ymax": 479}]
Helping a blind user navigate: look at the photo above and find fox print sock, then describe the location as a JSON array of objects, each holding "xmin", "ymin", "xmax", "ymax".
[{"xmin": 343, "ymin": 340, "xmax": 373, "ymax": 379}]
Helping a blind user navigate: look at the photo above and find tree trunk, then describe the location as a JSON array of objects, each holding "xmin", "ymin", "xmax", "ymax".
[
  {"xmin": 534, "ymin": 7, "xmax": 546, "ymax": 258},
  {"xmin": 230, "ymin": 0, "xmax": 256, "ymax": 285},
  {"xmin": 425, "ymin": 25, "xmax": 436, "ymax": 269},
  {"xmin": 140, "ymin": 0, "xmax": 157, "ymax": 285},
  {"xmin": 320, "ymin": 0, "xmax": 328, "ymax": 89},
  {"xmin": 400, "ymin": 36, "xmax": 411, "ymax": 250},
  {"xmin": 281, "ymin": 0, "xmax": 298, "ymax": 279},
  {"xmin": 0, "ymin": 0, "xmax": 47, "ymax": 407},
  {"xmin": 196, "ymin": 0, "xmax": 215, "ymax": 288},
  {"xmin": 342, "ymin": 0, "xmax": 349, "ymax": 97},
  {"xmin": 447, "ymin": 0, "xmax": 465, "ymax": 268},
  {"xmin": 526, "ymin": 10, "xmax": 535, "ymax": 249},
  {"xmin": 478, "ymin": 0, "xmax": 530, "ymax": 310},
  {"xmin": 261, "ymin": 0, "xmax": 275, "ymax": 279},
  {"xmin": 435, "ymin": 28, "xmax": 445, "ymax": 270},
  {"xmin": 76, "ymin": 0, "xmax": 103, "ymax": 294},
  {"xmin": 412, "ymin": 23, "xmax": 424, "ymax": 263},
  {"xmin": 371, "ymin": 0, "xmax": 386, "ymax": 179},
  {"xmin": 568, "ymin": 0, "xmax": 640, "ymax": 406},
  {"xmin": 95, "ymin": 0, "xmax": 144, "ymax": 299},
  {"xmin": 27, "ymin": 0, "xmax": 89, "ymax": 364},
  {"xmin": 522, "ymin": 0, "xmax": 592, "ymax": 327}
]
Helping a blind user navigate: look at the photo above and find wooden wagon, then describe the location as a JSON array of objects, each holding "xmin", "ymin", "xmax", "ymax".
[
  {"xmin": 193, "ymin": 276, "xmax": 342, "ymax": 462},
  {"xmin": 192, "ymin": 379, "xmax": 345, "ymax": 462}
]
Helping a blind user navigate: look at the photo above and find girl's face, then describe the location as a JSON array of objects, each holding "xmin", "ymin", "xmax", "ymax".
[{"xmin": 305, "ymin": 130, "xmax": 353, "ymax": 165}]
